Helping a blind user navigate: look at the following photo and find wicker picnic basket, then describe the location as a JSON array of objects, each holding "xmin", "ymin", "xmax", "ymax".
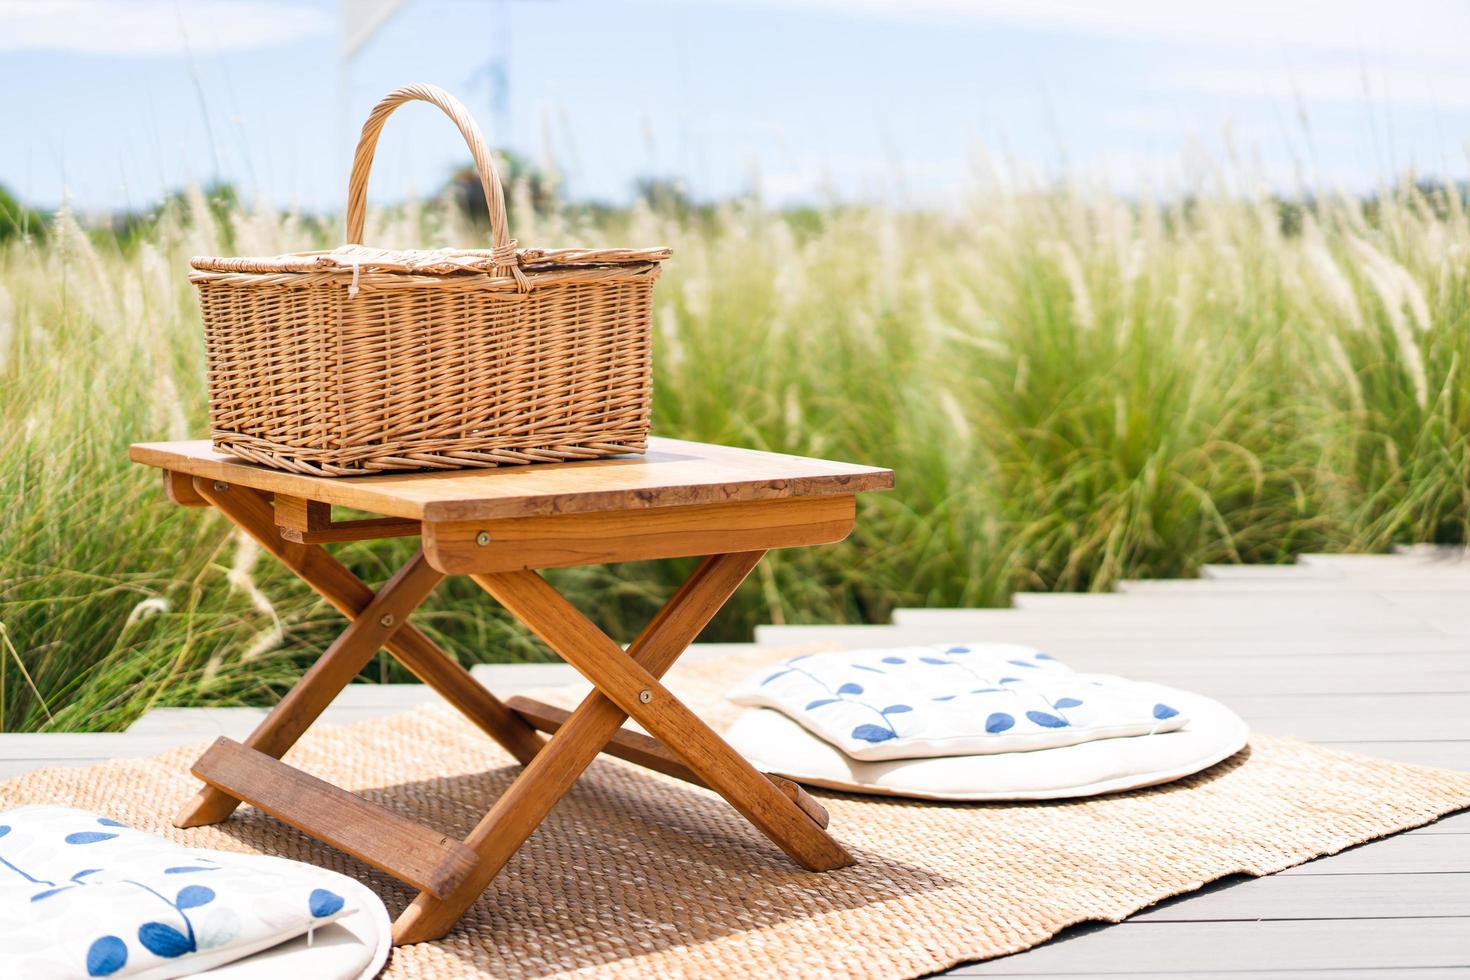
[{"xmin": 189, "ymin": 83, "xmax": 666, "ymax": 477}]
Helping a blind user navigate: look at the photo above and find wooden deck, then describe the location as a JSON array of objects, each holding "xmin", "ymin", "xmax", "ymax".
[{"xmin": 3, "ymin": 549, "xmax": 1466, "ymax": 976}]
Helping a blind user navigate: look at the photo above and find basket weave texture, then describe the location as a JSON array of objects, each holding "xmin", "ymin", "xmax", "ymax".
[{"xmin": 190, "ymin": 84, "xmax": 667, "ymax": 476}]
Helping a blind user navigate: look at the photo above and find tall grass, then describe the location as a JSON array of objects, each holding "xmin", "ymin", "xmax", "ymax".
[{"xmin": 1, "ymin": 174, "xmax": 1466, "ymax": 732}]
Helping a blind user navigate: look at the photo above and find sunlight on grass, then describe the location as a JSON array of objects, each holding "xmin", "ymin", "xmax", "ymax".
[{"xmin": 1, "ymin": 173, "xmax": 1466, "ymax": 731}]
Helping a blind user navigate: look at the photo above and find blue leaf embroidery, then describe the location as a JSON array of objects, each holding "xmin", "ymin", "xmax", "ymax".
[
  {"xmin": 30, "ymin": 886, "xmax": 73, "ymax": 902},
  {"xmin": 0, "ymin": 825, "xmax": 11, "ymax": 838},
  {"xmin": 1026, "ymin": 711, "xmax": 1069, "ymax": 728},
  {"xmin": 881, "ymin": 656, "xmax": 906, "ymax": 664},
  {"xmin": 1007, "ymin": 659, "xmax": 1038, "ymax": 668},
  {"xmin": 759, "ymin": 669, "xmax": 792, "ymax": 686},
  {"xmin": 137, "ymin": 922, "xmax": 193, "ymax": 958},
  {"xmin": 309, "ymin": 888, "xmax": 346, "ymax": 918},
  {"xmin": 1034, "ymin": 652, "xmax": 1056, "ymax": 660},
  {"xmin": 945, "ymin": 646, "xmax": 971, "ymax": 654},
  {"xmin": 96, "ymin": 818, "xmax": 127, "ymax": 828},
  {"xmin": 985, "ymin": 712, "xmax": 1015, "ymax": 733},
  {"xmin": 881, "ymin": 704, "xmax": 913, "ymax": 714},
  {"xmin": 998, "ymin": 677, "xmax": 1021, "ymax": 684},
  {"xmin": 853, "ymin": 664, "xmax": 885, "ymax": 674},
  {"xmin": 969, "ymin": 688, "xmax": 1001, "ymax": 694},
  {"xmin": 850, "ymin": 724, "xmax": 896, "ymax": 743},
  {"xmin": 919, "ymin": 657, "xmax": 949, "ymax": 665},
  {"xmin": 175, "ymin": 885, "xmax": 215, "ymax": 909},
  {"xmin": 65, "ymin": 832, "xmax": 118, "ymax": 845},
  {"xmin": 71, "ymin": 869, "xmax": 102, "ymax": 881},
  {"xmin": 1153, "ymin": 703, "xmax": 1180, "ymax": 720},
  {"xmin": 805, "ymin": 699, "xmax": 838, "ymax": 710},
  {"xmin": 163, "ymin": 866, "xmax": 215, "ymax": 874},
  {"xmin": 1053, "ymin": 698, "xmax": 1084, "ymax": 708},
  {"xmin": 86, "ymin": 936, "xmax": 128, "ymax": 977},
  {"xmin": 931, "ymin": 695, "xmax": 956, "ymax": 702},
  {"xmin": 836, "ymin": 682, "xmax": 864, "ymax": 696}
]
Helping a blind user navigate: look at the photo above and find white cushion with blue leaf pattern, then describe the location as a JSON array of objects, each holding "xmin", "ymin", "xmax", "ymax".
[
  {"xmin": 728, "ymin": 644, "xmax": 1189, "ymax": 761},
  {"xmin": 725, "ymin": 679, "xmax": 1248, "ymax": 800},
  {"xmin": 0, "ymin": 806, "xmax": 386, "ymax": 980}
]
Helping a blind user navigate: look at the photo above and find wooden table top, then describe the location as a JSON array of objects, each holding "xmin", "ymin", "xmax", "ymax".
[{"xmin": 130, "ymin": 438, "xmax": 894, "ymax": 522}]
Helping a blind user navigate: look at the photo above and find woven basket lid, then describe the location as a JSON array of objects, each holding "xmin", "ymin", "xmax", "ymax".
[{"xmin": 190, "ymin": 244, "xmax": 671, "ymax": 277}]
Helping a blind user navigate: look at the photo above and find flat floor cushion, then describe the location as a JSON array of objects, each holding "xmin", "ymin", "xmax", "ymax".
[
  {"xmin": 729, "ymin": 644, "xmax": 1190, "ymax": 761},
  {"xmin": 725, "ymin": 679, "xmax": 1248, "ymax": 801},
  {"xmin": 0, "ymin": 806, "xmax": 386, "ymax": 980},
  {"xmin": 200, "ymin": 855, "xmax": 389, "ymax": 980}
]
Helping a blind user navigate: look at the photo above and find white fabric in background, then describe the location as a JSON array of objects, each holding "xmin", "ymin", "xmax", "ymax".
[
  {"xmin": 726, "ymin": 680, "xmax": 1249, "ymax": 800},
  {"xmin": 728, "ymin": 644, "xmax": 1190, "ymax": 761},
  {"xmin": 0, "ymin": 806, "xmax": 388, "ymax": 980}
]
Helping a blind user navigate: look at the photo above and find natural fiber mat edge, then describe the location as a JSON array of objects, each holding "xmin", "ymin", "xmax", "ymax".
[{"xmin": 3, "ymin": 648, "xmax": 1467, "ymax": 980}]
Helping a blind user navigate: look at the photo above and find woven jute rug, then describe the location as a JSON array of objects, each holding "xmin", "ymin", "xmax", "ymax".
[{"xmin": 3, "ymin": 648, "xmax": 1468, "ymax": 979}]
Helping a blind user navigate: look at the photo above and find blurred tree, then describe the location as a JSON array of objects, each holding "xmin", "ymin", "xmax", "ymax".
[
  {"xmin": 0, "ymin": 184, "xmax": 49, "ymax": 242},
  {"xmin": 108, "ymin": 183, "xmax": 241, "ymax": 251},
  {"xmin": 446, "ymin": 150, "xmax": 557, "ymax": 229},
  {"xmin": 633, "ymin": 176, "xmax": 694, "ymax": 219}
]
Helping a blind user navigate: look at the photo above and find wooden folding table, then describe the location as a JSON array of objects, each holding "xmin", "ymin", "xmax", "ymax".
[{"xmin": 129, "ymin": 437, "xmax": 893, "ymax": 944}]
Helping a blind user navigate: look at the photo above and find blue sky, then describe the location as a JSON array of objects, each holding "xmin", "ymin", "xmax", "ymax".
[{"xmin": 4, "ymin": 0, "xmax": 1470, "ymax": 213}]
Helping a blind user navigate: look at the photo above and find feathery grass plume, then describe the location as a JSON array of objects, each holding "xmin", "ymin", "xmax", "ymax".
[
  {"xmin": 123, "ymin": 597, "xmax": 171, "ymax": 629},
  {"xmin": 1396, "ymin": 262, "xmax": 1433, "ymax": 334},
  {"xmin": 938, "ymin": 388, "xmax": 973, "ymax": 450},
  {"xmin": 0, "ymin": 284, "xmax": 11, "ymax": 371},
  {"xmin": 1321, "ymin": 332, "xmax": 1367, "ymax": 415},
  {"xmin": 1348, "ymin": 235, "xmax": 1430, "ymax": 407},
  {"xmin": 1049, "ymin": 240, "xmax": 1095, "ymax": 331},
  {"xmin": 1302, "ymin": 238, "xmax": 1362, "ymax": 330},
  {"xmin": 223, "ymin": 531, "xmax": 281, "ymax": 663}
]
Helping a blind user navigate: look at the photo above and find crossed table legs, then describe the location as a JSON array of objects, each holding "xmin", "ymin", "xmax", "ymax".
[{"xmin": 173, "ymin": 479, "xmax": 853, "ymax": 946}]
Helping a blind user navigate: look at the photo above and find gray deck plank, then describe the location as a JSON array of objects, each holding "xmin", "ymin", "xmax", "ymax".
[
  {"xmin": 759, "ymin": 623, "xmax": 1466, "ymax": 652},
  {"xmin": 1119, "ymin": 577, "xmax": 1470, "ymax": 594},
  {"xmin": 1274, "ymin": 833, "xmax": 1469, "ymax": 875},
  {"xmin": 1130, "ymin": 871, "xmax": 1470, "ymax": 920},
  {"xmin": 946, "ymin": 918, "xmax": 1470, "ymax": 974},
  {"xmin": 1416, "ymin": 811, "xmax": 1470, "ymax": 834},
  {"xmin": 959, "ymin": 970, "xmax": 1469, "ymax": 979},
  {"xmin": 1327, "ymin": 741, "xmax": 1470, "ymax": 769},
  {"xmin": 1301, "ymin": 552, "xmax": 1470, "ymax": 572},
  {"xmin": 0, "ymin": 733, "xmax": 201, "ymax": 758},
  {"xmin": 1201, "ymin": 563, "xmax": 1344, "ymax": 580},
  {"xmin": 887, "ymin": 612, "xmax": 1447, "ymax": 633},
  {"xmin": 1011, "ymin": 592, "xmax": 1402, "ymax": 613},
  {"xmin": 122, "ymin": 704, "xmax": 401, "ymax": 736},
  {"xmin": 1208, "ymin": 693, "xmax": 1470, "ymax": 742}
]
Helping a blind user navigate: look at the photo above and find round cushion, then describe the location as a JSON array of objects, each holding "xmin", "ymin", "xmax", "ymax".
[{"xmin": 725, "ymin": 679, "xmax": 1248, "ymax": 801}]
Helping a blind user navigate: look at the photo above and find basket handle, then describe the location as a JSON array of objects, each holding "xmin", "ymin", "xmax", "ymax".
[{"xmin": 345, "ymin": 83, "xmax": 525, "ymax": 285}]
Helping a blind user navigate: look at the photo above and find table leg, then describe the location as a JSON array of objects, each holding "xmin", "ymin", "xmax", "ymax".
[
  {"xmin": 191, "ymin": 479, "xmax": 543, "ymax": 764},
  {"xmin": 176, "ymin": 551, "xmax": 445, "ymax": 827},
  {"xmin": 477, "ymin": 567, "xmax": 853, "ymax": 872},
  {"xmin": 391, "ymin": 552, "xmax": 852, "ymax": 946}
]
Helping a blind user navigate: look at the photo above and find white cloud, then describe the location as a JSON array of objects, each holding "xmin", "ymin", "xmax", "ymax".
[
  {"xmin": 736, "ymin": 0, "xmax": 1469, "ymax": 63},
  {"xmin": 713, "ymin": 0, "xmax": 1470, "ymax": 110},
  {"xmin": 1170, "ymin": 61, "xmax": 1470, "ymax": 109},
  {"xmin": 0, "ymin": 0, "xmax": 332, "ymax": 56}
]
